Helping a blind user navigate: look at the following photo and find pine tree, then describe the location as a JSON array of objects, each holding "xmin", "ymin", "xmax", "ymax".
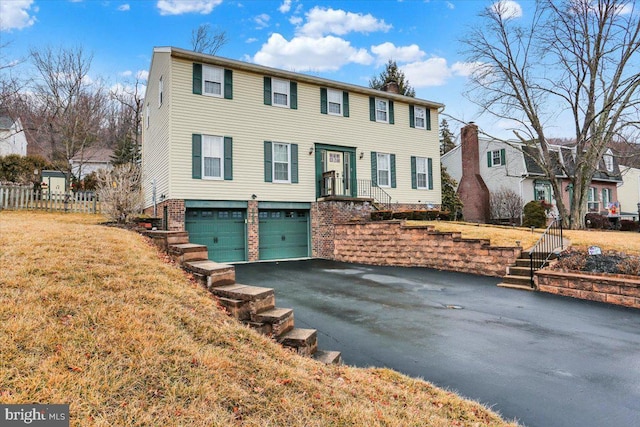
[
  {"xmin": 441, "ymin": 167, "xmax": 463, "ymax": 219},
  {"xmin": 369, "ymin": 60, "xmax": 416, "ymax": 97},
  {"xmin": 440, "ymin": 119, "xmax": 456, "ymax": 155}
]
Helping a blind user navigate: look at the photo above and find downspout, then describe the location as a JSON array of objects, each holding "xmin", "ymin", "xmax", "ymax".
[{"xmin": 519, "ymin": 176, "xmax": 526, "ymax": 225}]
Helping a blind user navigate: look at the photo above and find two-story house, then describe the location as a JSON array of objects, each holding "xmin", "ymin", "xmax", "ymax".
[
  {"xmin": 442, "ymin": 123, "xmax": 622, "ymax": 223},
  {"xmin": 0, "ymin": 114, "xmax": 28, "ymax": 157},
  {"xmin": 142, "ymin": 47, "xmax": 443, "ymax": 263}
]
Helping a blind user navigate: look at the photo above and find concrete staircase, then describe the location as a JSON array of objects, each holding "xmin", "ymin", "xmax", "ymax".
[
  {"xmin": 498, "ymin": 253, "xmax": 535, "ymax": 291},
  {"xmin": 143, "ymin": 230, "xmax": 342, "ymax": 364}
]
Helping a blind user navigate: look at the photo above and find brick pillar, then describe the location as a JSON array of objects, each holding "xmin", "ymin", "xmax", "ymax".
[
  {"xmin": 458, "ymin": 123, "xmax": 490, "ymax": 222},
  {"xmin": 153, "ymin": 199, "xmax": 185, "ymax": 231},
  {"xmin": 247, "ymin": 199, "xmax": 259, "ymax": 262}
]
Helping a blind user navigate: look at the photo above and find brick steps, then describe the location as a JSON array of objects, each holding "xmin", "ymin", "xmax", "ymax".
[
  {"xmin": 140, "ymin": 230, "xmax": 341, "ymax": 363},
  {"xmin": 498, "ymin": 253, "xmax": 535, "ymax": 290}
]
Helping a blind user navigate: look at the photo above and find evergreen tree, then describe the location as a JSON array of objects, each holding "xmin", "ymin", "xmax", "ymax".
[
  {"xmin": 440, "ymin": 119, "xmax": 456, "ymax": 155},
  {"xmin": 110, "ymin": 135, "xmax": 140, "ymax": 166},
  {"xmin": 441, "ymin": 167, "xmax": 463, "ymax": 219},
  {"xmin": 369, "ymin": 60, "xmax": 416, "ymax": 97}
]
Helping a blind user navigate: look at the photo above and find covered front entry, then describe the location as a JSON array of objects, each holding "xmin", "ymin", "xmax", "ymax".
[
  {"xmin": 185, "ymin": 201, "xmax": 247, "ymax": 262},
  {"xmin": 315, "ymin": 143, "xmax": 357, "ymax": 198},
  {"xmin": 258, "ymin": 202, "xmax": 310, "ymax": 260}
]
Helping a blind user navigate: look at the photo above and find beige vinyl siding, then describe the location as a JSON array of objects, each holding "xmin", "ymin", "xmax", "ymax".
[
  {"xmin": 167, "ymin": 56, "xmax": 441, "ymax": 204},
  {"xmin": 142, "ymin": 51, "xmax": 172, "ymax": 208}
]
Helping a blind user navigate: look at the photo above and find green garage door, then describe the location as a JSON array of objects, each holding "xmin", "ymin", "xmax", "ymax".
[
  {"xmin": 259, "ymin": 210, "xmax": 309, "ymax": 260},
  {"xmin": 185, "ymin": 208, "xmax": 247, "ymax": 262}
]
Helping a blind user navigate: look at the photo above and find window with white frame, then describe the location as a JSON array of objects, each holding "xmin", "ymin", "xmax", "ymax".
[
  {"xmin": 414, "ymin": 106, "xmax": 426, "ymax": 129},
  {"xmin": 534, "ymin": 181, "xmax": 552, "ymax": 204},
  {"xmin": 203, "ymin": 65, "xmax": 223, "ymax": 97},
  {"xmin": 273, "ymin": 142, "xmax": 290, "ymax": 182},
  {"xmin": 587, "ymin": 187, "xmax": 599, "ymax": 211},
  {"xmin": 327, "ymin": 89, "xmax": 342, "ymax": 115},
  {"xmin": 202, "ymin": 135, "xmax": 224, "ymax": 179},
  {"xmin": 491, "ymin": 150, "xmax": 503, "ymax": 166},
  {"xmin": 416, "ymin": 157, "xmax": 428, "ymax": 189},
  {"xmin": 377, "ymin": 153, "xmax": 391, "ymax": 187},
  {"xmin": 158, "ymin": 76, "xmax": 163, "ymax": 107},
  {"xmin": 272, "ymin": 78, "xmax": 290, "ymax": 107},
  {"xmin": 602, "ymin": 188, "xmax": 612, "ymax": 206},
  {"xmin": 376, "ymin": 98, "xmax": 389, "ymax": 123},
  {"xmin": 604, "ymin": 150, "xmax": 614, "ymax": 172}
]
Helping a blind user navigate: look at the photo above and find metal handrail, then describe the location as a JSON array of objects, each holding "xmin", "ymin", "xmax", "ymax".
[
  {"xmin": 528, "ymin": 218, "xmax": 563, "ymax": 286},
  {"xmin": 356, "ymin": 179, "xmax": 392, "ymax": 210}
]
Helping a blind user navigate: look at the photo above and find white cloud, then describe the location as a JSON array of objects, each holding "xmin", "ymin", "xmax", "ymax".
[
  {"xmin": 402, "ymin": 57, "xmax": 453, "ymax": 87},
  {"xmin": 0, "ymin": 0, "xmax": 37, "ymax": 32},
  {"xmin": 371, "ymin": 42, "xmax": 425, "ymax": 65},
  {"xmin": 254, "ymin": 13, "xmax": 270, "ymax": 28},
  {"xmin": 252, "ymin": 33, "xmax": 373, "ymax": 72},
  {"xmin": 279, "ymin": 0, "xmax": 292, "ymax": 13},
  {"xmin": 451, "ymin": 61, "xmax": 484, "ymax": 77},
  {"xmin": 246, "ymin": 37, "xmax": 258, "ymax": 43},
  {"xmin": 118, "ymin": 4, "xmax": 131, "ymax": 11},
  {"xmin": 156, "ymin": 0, "xmax": 222, "ymax": 16},
  {"xmin": 120, "ymin": 70, "xmax": 133, "ymax": 77},
  {"xmin": 297, "ymin": 7, "xmax": 391, "ymax": 37},
  {"xmin": 289, "ymin": 16, "xmax": 302, "ymax": 25},
  {"xmin": 617, "ymin": 3, "xmax": 634, "ymax": 15},
  {"xmin": 136, "ymin": 70, "xmax": 149, "ymax": 81},
  {"xmin": 446, "ymin": 1, "xmax": 454, "ymax": 10},
  {"xmin": 491, "ymin": 0, "xmax": 523, "ymax": 19}
]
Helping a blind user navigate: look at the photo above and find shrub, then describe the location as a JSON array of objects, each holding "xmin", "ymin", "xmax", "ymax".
[
  {"xmin": 522, "ymin": 201, "xmax": 547, "ymax": 228},
  {"xmin": 584, "ymin": 213, "xmax": 611, "ymax": 229},
  {"xmin": 392, "ymin": 211, "xmax": 412, "ymax": 220},
  {"xmin": 619, "ymin": 220, "xmax": 639, "ymax": 232},
  {"xmin": 96, "ymin": 163, "xmax": 144, "ymax": 223},
  {"xmin": 371, "ymin": 211, "xmax": 393, "ymax": 221}
]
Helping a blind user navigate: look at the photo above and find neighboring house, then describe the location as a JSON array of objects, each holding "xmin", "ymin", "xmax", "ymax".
[
  {"xmin": 142, "ymin": 46, "xmax": 443, "ymax": 263},
  {"xmin": 442, "ymin": 123, "xmax": 623, "ymax": 223},
  {"xmin": 0, "ymin": 115, "xmax": 28, "ymax": 157},
  {"xmin": 618, "ymin": 165, "xmax": 640, "ymax": 219},
  {"xmin": 69, "ymin": 147, "xmax": 114, "ymax": 180}
]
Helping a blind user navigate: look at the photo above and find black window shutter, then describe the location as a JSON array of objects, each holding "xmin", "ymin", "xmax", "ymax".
[
  {"xmin": 291, "ymin": 144, "xmax": 298, "ymax": 183},
  {"xmin": 389, "ymin": 101, "xmax": 395, "ymax": 124},
  {"xmin": 224, "ymin": 137, "xmax": 233, "ymax": 180},
  {"xmin": 263, "ymin": 77, "xmax": 272, "ymax": 105},
  {"xmin": 192, "ymin": 134, "xmax": 202, "ymax": 179},
  {"xmin": 390, "ymin": 154, "xmax": 396, "ymax": 187},
  {"xmin": 500, "ymin": 149, "xmax": 506, "ymax": 165},
  {"xmin": 343, "ymin": 91, "xmax": 349, "ymax": 117},
  {"xmin": 428, "ymin": 158, "xmax": 433, "ymax": 190},
  {"xmin": 264, "ymin": 141, "xmax": 272, "ymax": 182},
  {"xmin": 193, "ymin": 64, "xmax": 202, "ymax": 95},
  {"xmin": 320, "ymin": 88, "xmax": 327, "ymax": 114},
  {"xmin": 411, "ymin": 156, "xmax": 417, "ymax": 189},
  {"xmin": 371, "ymin": 151, "xmax": 377, "ymax": 185},
  {"xmin": 409, "ymin": 105, "xmax": 415, "ymax": 128},
  {"xmin": 290, "ymin": 81, "xmax": 297, "ymax": 109},
  {"xmin": 369, "ymin": 97, "xmax": 376, "ymax": 121},
  {"xmin": 224, "ymin": 69, "xmax": 233, "ymax": 99},
  {"xmin": 426, "ymin": 108, "xmax": 431, "ymax": 130}
]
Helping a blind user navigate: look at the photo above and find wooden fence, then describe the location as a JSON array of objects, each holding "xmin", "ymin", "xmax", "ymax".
[{"xmin": 0, "ymin": 186, "xmax": 101, "ymax": 214}]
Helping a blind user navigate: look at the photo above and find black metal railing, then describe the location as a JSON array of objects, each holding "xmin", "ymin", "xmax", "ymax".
[
  {"xmin": 356, "ymin": 179, "xmax": 392, "ymax": 210},
  {"xmin": 529, "ymin": 218, "xmax": 563, "ymax": 286}
]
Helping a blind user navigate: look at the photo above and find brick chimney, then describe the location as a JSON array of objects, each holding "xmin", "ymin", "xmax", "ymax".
[
  {"xmin": 382, "ymin": 81, "xmax": 400, "ymax": 94},
  {"xmin": 457, "ymin": 123, "xmax": 490, "ymax": 222}
]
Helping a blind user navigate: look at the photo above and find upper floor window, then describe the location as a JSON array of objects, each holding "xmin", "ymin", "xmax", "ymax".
[
  {"xmin": 414, "ymin": 107, "xmax": 426, "ymax": 129},
  {"xmin": 273, "ymin": 78, "xmax": 290, "ymax": 107},
  {"xmin": 264, "ymin": 77, "xmax": 297, "ymax": 109},
  {"xmin": 604, "ymin": 150, "xmax": 614, "ymax": 172},
  {"xmin": 327, "ymin": 89, "xmax": 342, "ymax": 115},
  {"xmin": 488, "ymin": 149, "xmax": 505, "ymax": 167},
  {"xmin": 369, "ymin": 97, "xmax": 394, "ymax": 124},
  {"xmin": 202, "ymin": 135, "xmax": 224, "ymax": 179},
  {"xmin": 158, "ymin": 76, "xmax": 163, "ymax": 107},
  {"xmin": 203, "ymin": 65, "xmax": 223, "ymax": 97},
  {"xmin": 320, "ymin": 88, "xmax": 349, "ymax": 117}
]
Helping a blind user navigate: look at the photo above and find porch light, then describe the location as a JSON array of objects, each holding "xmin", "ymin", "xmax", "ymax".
[
  {"xmin": 309, "ymin": 146, "xmax": 314, "ymax": 155},
  {"xmin": 359, "ymin": 151, "xmax": 364, "ymax": 160}
]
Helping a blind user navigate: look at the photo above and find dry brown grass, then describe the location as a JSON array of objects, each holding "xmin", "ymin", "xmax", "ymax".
[
  {"xmin": 408, "ymin": 221, "xmax": 640, "ymax": 255},
  {"xmin": 0, "ymin": 211, "xmax": 518, "ymax": 427}
]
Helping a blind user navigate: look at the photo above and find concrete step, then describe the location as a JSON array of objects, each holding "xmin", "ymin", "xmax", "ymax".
[
  {"xmin": 216, "ymin": 297, "xmax": 251, "ymax": 320},
  {"xmin": 515, "ymin": 258, "xmax": 532, "ymax": 267},
  {"xmin": 243, "ymin": 320, "xmax": 271, "ymax": 335},
  {"xmin": 253, "ymin": 308, "xmax": 294, "ymax": 337},
  {"xmin": 497, "ymin": 282, "xmax": 535, "ymax": 291},
  {"xmin": 278, "ymin": 328, "xmax": 318, "ymax": 356},
  {"xmin": 183, "ymin": 260, "xmax": 235, "ymax": 289},
  {"xmin": 212, "ymin": 284, "xmax": 275, "ymax": 318},
  {"xmin": 312, "ymin": 350, "xmax": 343, "ymax": 365},
  {"xmin": 143, "ymin": 230, "xmax": 190, "ymax": 251},
  {"xmin": 499, "ymin": 274, "xmax": 534, "ymax": 287},
  {"xmin": 508, "ymin": 266, "xmax": 531, "ymax": 277},
  {"xmin": 168, "ymin": 243, "xmax": 208, "ymax": 264}
]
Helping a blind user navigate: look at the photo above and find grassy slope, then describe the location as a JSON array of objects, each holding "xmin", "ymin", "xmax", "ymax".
[
  {"xmin": 408, "ymin": 221, "xmax": 640, "ymax": 255},
  {"xmin": 0, "ymin": 212, "xmax": 518, "ymax": 427}
]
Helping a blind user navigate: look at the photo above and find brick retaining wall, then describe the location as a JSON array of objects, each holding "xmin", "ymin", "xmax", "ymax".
[
  {"xmin": 333, "ymin": 221, "xmax": 521, "ymax": 277},
  {"xmin": 536, "ymin": 270, "xmax": 640, "ymax": 309}
]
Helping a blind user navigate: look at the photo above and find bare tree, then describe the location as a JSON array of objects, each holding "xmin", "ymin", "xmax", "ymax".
[
  {"xmin": 109, "ymin": 77, "xmax": 145, "ymax": 165},
  {"xmin": 96, "ymin": 163, "xmax": 144, "ymax": 223},
  {"xmin": 0, "ymin": 41, "xmax": 27, "ymax": 109},
  {"xmin": 191, "ymin": 24, "xmax": 228, "ymax": 55},
  {"xmin": 462, "ymin": 0, "xmax": 640, "ymax": 228},
  {"xmin": 490, "ymin": 187, "xmax": 525, "ymax": 225}
]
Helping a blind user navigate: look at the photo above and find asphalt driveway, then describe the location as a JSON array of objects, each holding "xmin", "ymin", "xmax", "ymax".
[{"xmin": 235, "ymin": 259, "xmax": 640, "ymax": 427}]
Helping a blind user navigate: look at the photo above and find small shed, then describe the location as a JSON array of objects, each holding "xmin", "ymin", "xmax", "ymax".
[{"xmin": 41, "ymin": 170, "xmax": 68, "ymax": 198}]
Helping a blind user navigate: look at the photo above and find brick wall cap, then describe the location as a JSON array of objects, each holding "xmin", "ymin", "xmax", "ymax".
[{"xmin": 536, "ymin": 269, "xmax": 640, "ymax": 285}]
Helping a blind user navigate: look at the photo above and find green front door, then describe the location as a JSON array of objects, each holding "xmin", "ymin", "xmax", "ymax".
[
  {"xmin": 259, "ymin": 210, "xmax": 309, "ymax": 260},
  {"xmin": 185, "ymin": 208, "xmax": 247, "ymax": 262}
]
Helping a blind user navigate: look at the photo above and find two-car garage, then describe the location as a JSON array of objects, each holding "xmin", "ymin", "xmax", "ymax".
[{"xmin": 184, "ymin": 201, "xmax": 310, "ymax": 263}]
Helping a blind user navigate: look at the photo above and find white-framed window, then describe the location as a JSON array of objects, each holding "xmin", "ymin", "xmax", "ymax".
[
  {"xmin": 604, "ymin": 150, "xmax": 614, "ymax": 172},
  {"xmin": 602, "ymin": 188, "xmax": 612, "ymax": 206},
  {"xmin": 492, "ymin": 150, "xmax": 502, "ymax": 166},
  {"xmin": 202, "ymin": 135, "xmax": 224, "ymax": 179},
  {"xmin": 203, "ymin": 65, "xmax": 223, "ymax": 97},
  {"xmin": 327, "ymin": 89, "xmax": 342, "ymax": 115},
  {"xmin": 414, "ymin": 106, "xmax": 426, "ymax": 129},
  {"xmin": 158, "ymin": 76, "xmax": 163, "ymax": 107},
  {"xmin": 272, "ymin": 78, "xmax": 290, "ymax": 107},
  {"xmin": 273, "ymin": 142, "xmax": 291, "ymax": 182},
  {"xmin": 416, "ymin": 157, "xmax": 428, "ymax": 189},
  {"xmin": 377, "ymin": 152, "xmax": 391, "ymax": 187},
  {"xmin": 534, "ymin": 181, "xmax": 552, "ymax": 204},
  {"xmin": 375, "ymin": 98, "xmax": 389, "ymax": 123},
  {"xmin": 145, "ymin": 103, "xmax": 149, "ymax": 129},
  {"xmin": 588, "ymin": 187, "xmax": 599, "ymax": 212},
  {"xmin": 489, "ymin": 149, "xmax": 505, "ymax": 167}
]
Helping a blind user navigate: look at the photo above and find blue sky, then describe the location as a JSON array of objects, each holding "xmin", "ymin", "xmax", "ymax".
[{"xmin": 1, "ymin": 0, "xmax": 538, "ymax": 139}]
